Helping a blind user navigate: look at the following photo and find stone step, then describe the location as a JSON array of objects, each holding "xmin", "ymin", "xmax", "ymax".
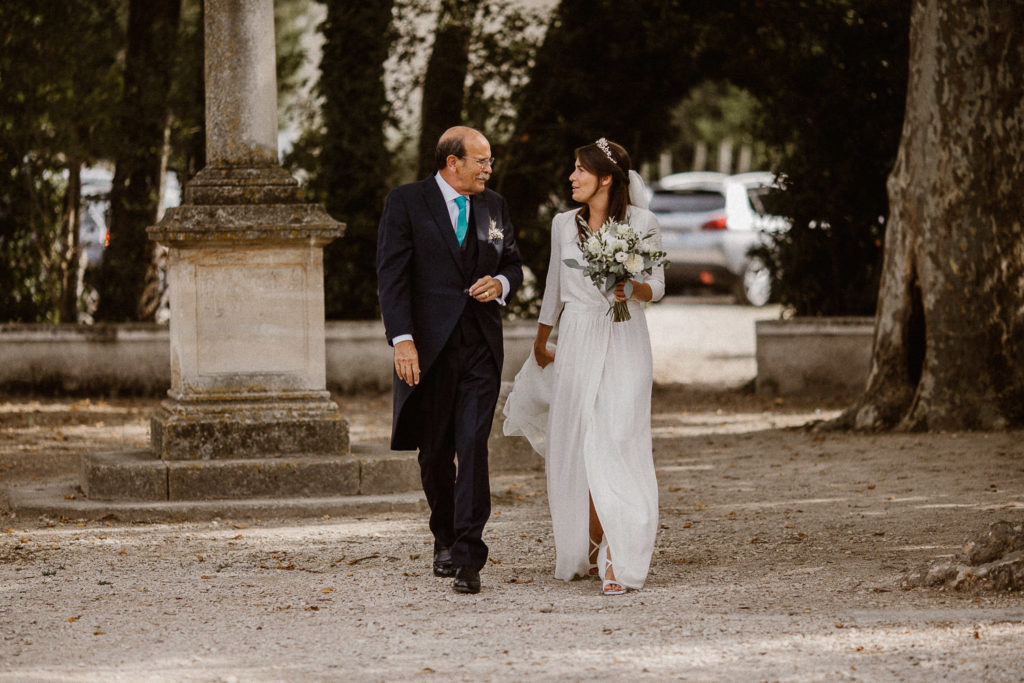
[
  {"xmin": 80, "ymin": 443, "xmax": 420, "ymax": 502},
  {"xmin": 0, "ymin": 477, "xmax": 426, "ymax": 523}
]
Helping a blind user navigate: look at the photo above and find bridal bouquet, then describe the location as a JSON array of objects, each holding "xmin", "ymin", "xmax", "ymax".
[{"xmin": 564, "ymin": 215, "xmax": 669, "ymax": 322}]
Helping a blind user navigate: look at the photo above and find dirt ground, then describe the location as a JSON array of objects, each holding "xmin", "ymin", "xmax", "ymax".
[{"xmin": 1, "ymin": 387, "xmax": 1023, "ymax": 682}]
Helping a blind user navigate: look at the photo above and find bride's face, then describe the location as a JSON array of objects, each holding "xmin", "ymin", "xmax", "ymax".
[{"xmin": 570, "ymin": 158, "xmax": 609, "ymax": 204}]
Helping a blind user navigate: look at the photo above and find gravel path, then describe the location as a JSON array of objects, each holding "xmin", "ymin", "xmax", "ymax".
[{"xmin": 2, "ymin": 388, "xmax": 1023, "ymax": 681}]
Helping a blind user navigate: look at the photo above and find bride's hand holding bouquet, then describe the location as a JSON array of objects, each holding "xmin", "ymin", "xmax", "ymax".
[{"xmin": 564, "ymin": 215, "xmax": 668, "ymax": 322}]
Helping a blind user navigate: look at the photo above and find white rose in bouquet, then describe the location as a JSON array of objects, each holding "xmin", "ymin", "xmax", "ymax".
[{"xmin": 625, "ymin": 254, "xmax": 645, "ymax": 276}]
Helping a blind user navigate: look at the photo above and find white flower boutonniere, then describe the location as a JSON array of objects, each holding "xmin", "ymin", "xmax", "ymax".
[{"xmin": 488, "ymin": 219, "xmax": 503, "ymax": 243}]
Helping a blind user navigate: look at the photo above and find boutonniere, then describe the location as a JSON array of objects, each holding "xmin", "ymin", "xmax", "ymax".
[{"xmin": 488, "ymin": 219, "xmax": 503, "ymax": 243}]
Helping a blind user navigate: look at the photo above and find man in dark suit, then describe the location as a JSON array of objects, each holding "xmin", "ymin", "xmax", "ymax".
[{"xmin": 377, "ymin": 126, "xmax": 523, "ymax": 594}]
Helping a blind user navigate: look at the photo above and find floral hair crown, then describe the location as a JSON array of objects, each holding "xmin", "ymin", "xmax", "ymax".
[{"xmin": 595, "ymin": 137, "xmax": 617, "ymax": 165}]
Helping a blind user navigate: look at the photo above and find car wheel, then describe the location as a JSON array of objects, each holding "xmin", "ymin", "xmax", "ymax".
[{"xmin": 737, "ymin": 256, "xmax": 771, "ymax": 307}]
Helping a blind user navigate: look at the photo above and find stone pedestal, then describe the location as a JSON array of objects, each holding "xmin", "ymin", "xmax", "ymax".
[
  {"xmin": 77, "ymin": 0, "xmax": 371, "ymax": 503},
  {"xmin": 148, "ymin": 202, "xmax": 348, "ymax": 462},
  {"xmin": 143, "ymin": 0, "xmax": 349, "ymax": 476}
]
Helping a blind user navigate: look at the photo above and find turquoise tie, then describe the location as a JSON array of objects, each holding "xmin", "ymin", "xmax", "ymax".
[{"xmin": 455, "ymin": 196, "xmax": 468, "ymax": 245}]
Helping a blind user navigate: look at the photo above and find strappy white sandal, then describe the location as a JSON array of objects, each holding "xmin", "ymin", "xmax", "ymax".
[
  {"xmin": 588, "ymin": 536, "xmax": 601, "ymax": 577},
  {"xmin": 601, "ymin": 547, "xmax": 626, "ymax": 595}
]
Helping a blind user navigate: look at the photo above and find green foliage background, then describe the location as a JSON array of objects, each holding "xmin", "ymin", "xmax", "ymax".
[
  {"xmin": 727, "ymin": 0, "xmax": 911, "ymax": 316},
  {"xmin": 1, "ymin": 0, "xmax": 911, "ymax": 322},
  {"xmin": 0, "ymin": 2, "xmax": 124, "ymax": 322}
]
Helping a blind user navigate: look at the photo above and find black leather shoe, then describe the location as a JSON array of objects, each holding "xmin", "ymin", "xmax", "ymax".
[
  {"xmin": 433, "ymin": 547, "xmax": 455, "ymax": 577},
  {"xmin": 453, "ymin": 566, "xmax": 480, "ymax": 594}
]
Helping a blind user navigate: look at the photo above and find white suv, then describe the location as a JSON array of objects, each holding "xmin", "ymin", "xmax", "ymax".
[{"xmin": 650, "ymin": 171, "xmax": 787, "ymax": 306}]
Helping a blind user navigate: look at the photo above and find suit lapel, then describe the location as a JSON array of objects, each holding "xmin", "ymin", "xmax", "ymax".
[
  {"xmin": 472, "ymin": 193, "xmax": 490, "ymax": 246},
  {"xmin": 421, "ymin": 177, "xmax": 465, "ymax": 275},
  {"xmin": 471, "ymin": 194, "xmax": 500, "ymax": 275}
]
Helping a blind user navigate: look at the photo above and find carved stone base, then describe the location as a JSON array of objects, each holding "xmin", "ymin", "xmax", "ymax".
[{"xmin": 150, "ymin": 392, "xmax": 349, "ymax": 461}]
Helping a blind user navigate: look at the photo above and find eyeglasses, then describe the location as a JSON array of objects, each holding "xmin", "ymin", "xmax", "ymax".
[{"xmin": 460, "ymin": 156, "xmax": 495, "ymax": 169}]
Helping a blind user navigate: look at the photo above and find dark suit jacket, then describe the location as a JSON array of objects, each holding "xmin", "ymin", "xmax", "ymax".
[{"xmin": 377, "ymin": 175, "xmax": 523, "ymax": 450}]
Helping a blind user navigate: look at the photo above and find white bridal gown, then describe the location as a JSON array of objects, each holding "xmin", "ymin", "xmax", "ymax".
[{"xmin": 506, "ymin": 205, "xmax": 664, "ymax": 589}]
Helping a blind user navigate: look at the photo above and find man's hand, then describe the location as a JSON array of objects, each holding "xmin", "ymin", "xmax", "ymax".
[
  {"xmin": 468, "ymin": 275, "xmax": 501, "ymax": 302},
  {"xmin": 394, "ymin": 340, "xmax": 420, "ymax": 386}
]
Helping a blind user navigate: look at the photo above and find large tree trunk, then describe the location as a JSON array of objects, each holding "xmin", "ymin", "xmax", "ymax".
[
  {"xmin": 416, "ymin": 0, "xmax": 479, "ymax": 179},
  {"xmin": 95, "ymin": 0, "xmax": 180, "ymax": 322},
  {"xmin": 843, "ymin": 0, "xmax": 1024, "ymax": 430}
]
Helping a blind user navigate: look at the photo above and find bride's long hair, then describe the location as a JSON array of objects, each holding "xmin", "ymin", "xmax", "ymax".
[{"xmin": 574, "ymin": 138, "xmax": 632, "ymax": 225}]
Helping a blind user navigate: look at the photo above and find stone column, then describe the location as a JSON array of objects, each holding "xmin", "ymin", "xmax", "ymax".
[{"xmin": 144, "ymin": 0, "xmax": 348, "ymax": 493}]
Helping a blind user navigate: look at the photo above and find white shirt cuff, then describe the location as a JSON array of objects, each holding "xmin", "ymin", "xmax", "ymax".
[
  {"xmin": 392, "ymin": 334, "xmax": 413, "ymax": 345},
  {"xmin": 495, "ymin": 275, "xmax": 510, "ymax": 306}
]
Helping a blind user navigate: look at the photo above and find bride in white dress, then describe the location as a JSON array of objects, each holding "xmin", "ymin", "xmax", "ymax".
[{"xmin": 506, "ymin": 138, "xmax": 664, "ymax": 595}]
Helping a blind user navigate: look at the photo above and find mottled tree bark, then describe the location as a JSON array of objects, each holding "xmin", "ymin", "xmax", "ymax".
[{"xmin": 842, "ymin": 0, "xmax": 1024, "ymax": 430}]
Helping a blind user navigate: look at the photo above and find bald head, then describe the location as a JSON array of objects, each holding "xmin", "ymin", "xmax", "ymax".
[
  {"xmin": 436, "ymin": 126, "xmax": 492, "ymax": 195},
  {"xmin": 435, "ymin": 126, "xmax": 486, "ymax": 171}
]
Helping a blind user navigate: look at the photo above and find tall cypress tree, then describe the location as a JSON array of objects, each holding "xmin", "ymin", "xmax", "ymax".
[
  {"xmin": 0, "ymin": 1, "xmax": 123, "ymax": 323},
  {"xmin": 310, "ymin": 0, "xmax": 394, "ymax": 319},
  {"xmin": 416, "ymin": 0, "xmax": 480, "ymax": 179},
  {"xmin": 94, "ymin": 0, "xmax": 180, "ymax": 322}
]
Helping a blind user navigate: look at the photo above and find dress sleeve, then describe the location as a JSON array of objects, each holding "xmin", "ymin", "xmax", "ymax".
[
  {"xmin": 643, "ymin": 210, "xmax": 666, "ymax": 303},
  {"xmin": 537, "ymin": 214, "xmax": 565, "ymax": 326}
]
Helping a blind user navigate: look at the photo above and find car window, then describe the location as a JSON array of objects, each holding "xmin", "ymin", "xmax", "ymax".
[
  {"xmin": 747, "ymin": 187, "xmax": 769, "ymax": 216},
  {"xmin": 650, "ymin": 190, "xmax": 726, "ymax": 214}
]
